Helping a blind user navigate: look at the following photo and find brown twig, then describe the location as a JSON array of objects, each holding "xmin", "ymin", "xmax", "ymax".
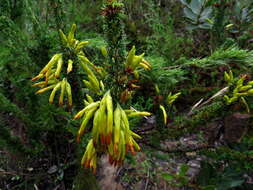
[
  {"xmin": 188, "ymin": 86, "xmax": 229, "ymax": 115},
  {"xmin": 144, "ymin": 169, "xmax": 149, "ymax": 190},
  {"xmin": 135, "ymin": 126, "xmax": 155, "ymax": 133}
]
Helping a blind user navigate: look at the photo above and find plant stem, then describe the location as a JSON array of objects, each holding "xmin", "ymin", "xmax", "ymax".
[{"xmin": 102, "ymin": 1, "xmax": 127, "ymax": 100}]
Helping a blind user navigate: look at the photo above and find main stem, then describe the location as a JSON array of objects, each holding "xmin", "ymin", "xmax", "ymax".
[
  {"xmin": 75, "ymin": 1, "xmax": 128, "ymax": 189},
  {"xmin": 103, "ymin": 1, "xmax": 127, "ymax": 101}
]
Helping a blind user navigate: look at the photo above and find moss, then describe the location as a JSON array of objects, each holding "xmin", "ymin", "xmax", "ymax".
[{"xmin": 171, "ymin": 101, "xmax": 226, "ymax": 137}]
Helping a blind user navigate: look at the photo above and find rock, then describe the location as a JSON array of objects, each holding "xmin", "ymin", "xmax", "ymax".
[
  {"xmin": 47, "ymin": 165, "xmax": 58, "ymax": 174},
  {"xmin": 203, "ymin": 121, "xmax": 221, "ymax": 145},
  {"xmin": 224, "ymin": 113, "xmax": 250, "ymax": 144},
  {"xmin": 187, "ymin": 160, "xmax": 201, "ymax": 179}
]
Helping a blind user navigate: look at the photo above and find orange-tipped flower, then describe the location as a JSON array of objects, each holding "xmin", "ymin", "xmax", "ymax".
[{"xmin": 31, "ymin": 73, "xmax": 44, "ymax": 81}]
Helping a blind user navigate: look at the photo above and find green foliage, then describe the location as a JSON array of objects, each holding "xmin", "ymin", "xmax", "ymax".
[
  {"xmin": 145, "ymin": 1, "xmax": 191, "ymax": 63},
  {"xmin": 0, "ymin": 0, "xmax": 11, "ymax": 17},
  {"xmin": 1, "ymin": 0, "xmax": 253, "ymax": 189},
  {"xmin": 197, "ymin": 137, "xmax": 253, "ymax": 190},
  {"xmin": 197, "ymin": 161, "xmax": 245, "ymax": 190},
  {"xmin": 184, "ymin": 46, "xmax": 253, "ymax": 68},
  {"xmin": 141, "ymin": 56, "xmax": 186, "ymax": 92},
  {"xmin": 180, "ymin": 0, "xmax": 213, "ymax": 30},
  {"xmin": 0, "ymin": 0, "xmax": 74, "ymax": 155},
  {"xmin": 124, "ymin": 0, "xmax": 193, "ymax": 62},
  {"xmin": 0, "ymin": 116, "xmax": 30, "ymax": 154},
  {"xmin": 162, "ymin": 164, "xmax": 189, "ymax": 187},
  {"xmin": 141, "ymin": 46, "xmax": 253, "ymax": 98},
  {"xmin": 173, "ymin": 101, "xmax": 225, "ymax": 135},
  {"xmin": 211, "ymin": 0, "xmax": 229, "ymax": 46}
]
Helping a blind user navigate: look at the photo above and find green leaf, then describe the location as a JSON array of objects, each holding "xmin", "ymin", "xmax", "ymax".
[
  {"xmin": 179, "ymin": 164, "xmax": 189, "ymax": 177},
  {"xmin": 190, "ymin": 0, "xmax": 202, "ymax": 15},
  {"xmin": 197, "ymin": 162, "xmax": 216, "ymax": 186},
  {"xmin": 202, "ymin": 185, "xmax": 216, "ymax": 190},
  {"xmin": 180, "ymin": 0, "xmax": 189, "ymax": 6},
  {"xmin": 218, "ymin": 179, "xmax": 244, "ymax": 190},
  {"xmin": 184, "ymin": 7, "xmax": 198, "ymax": 21},
  {"xmin": 200, "ymin": 7, "xmax": 213, "ymax": 21},
  {"xmin": 161, "ymin": 173, "xmax": 174, "ymax": 181},
  {"xmin": 229, "ymin": 179, "xmax": 245, "ymax": 187},
  {"xmin": 198, "ymin": 23, "xmax": 212, "ymax": 29}
]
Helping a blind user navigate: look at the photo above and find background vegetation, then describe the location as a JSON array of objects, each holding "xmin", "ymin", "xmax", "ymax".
[{"xmin": 1, "ymin": 0, "xmax": 253, "ymax": 189}]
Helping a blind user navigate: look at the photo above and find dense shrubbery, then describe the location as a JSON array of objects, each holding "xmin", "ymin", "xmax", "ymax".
[{"xmin": 1, "ymin": 0, "xmax": 253, "ymax": 189}]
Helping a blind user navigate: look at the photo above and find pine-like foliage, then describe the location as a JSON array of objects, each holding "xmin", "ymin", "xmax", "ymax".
[{"xmin": 143, "ymin": 46, "xmax": 253, "ymax": 93}]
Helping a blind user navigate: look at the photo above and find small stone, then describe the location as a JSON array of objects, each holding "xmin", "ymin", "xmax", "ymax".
[
  {"xmin": 224, "ymin": 113, "xmax": 250, "ymax": 143},
  {"xmin": 27, "ymin": 167, "xmax": 34, "ymax": 172},
  {"xmin": 47, "ymin": 165, "xmax": 58, "ymax": 174}
]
